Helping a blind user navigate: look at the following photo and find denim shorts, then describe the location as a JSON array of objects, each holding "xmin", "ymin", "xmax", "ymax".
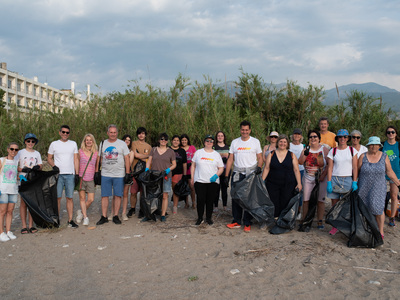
[
  {"xmin": 0, "ymin": 193, "xmax": 18, "ymax": 204},
  {"xmin": 163, "ymin": 177, "xmax": 172, "ymax": 193},
  {"xmin": 57, "ymin": 174, "xmax": 75, "ymax": 198},
  {"xmin": 327, "ymin": 176, "xmax": 352, "ymax": 199},
  {"xmin": 101, "ymin": 176, "xmax": 124, "ymax": 197}
]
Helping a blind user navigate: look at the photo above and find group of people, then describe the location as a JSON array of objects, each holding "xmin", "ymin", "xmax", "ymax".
[{"xmin": 1, "ymin": 118, "xmax": 399, "ymax": 242}]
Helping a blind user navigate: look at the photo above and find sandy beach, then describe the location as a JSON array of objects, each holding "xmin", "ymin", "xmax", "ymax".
[{"xmin": 1, "ymin": 187, "xmax": 400, "ymax": 300}]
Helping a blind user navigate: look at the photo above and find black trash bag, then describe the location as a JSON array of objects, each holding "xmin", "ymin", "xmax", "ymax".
[
  {"xmin": 298, "ymin": 173, "xmax": 320, "ymax": 232},
  {"xmin": 326, "ymin": 191, "xmax": 383, "ymax": 248},
  {"xmin": 269, "ymin": 193, "xmax": 300, "ymax": 234},
  {"xmin": 174, "ymin": 178, "xmax": 191, "ymax": 197},
  {"xmin": 231, "ymin": 173, "xmax": 275, "ymax": 223},
  {"xmin": 138, "ymin": 170, "xmax": 164, "ymax": 221},
  {"xmin": 18, "ymin": 169, "xmax": 59, "ymax": 228},
  {"xmin": 132, "ymin": 160, "xmax": 146, "ymax": 179}
]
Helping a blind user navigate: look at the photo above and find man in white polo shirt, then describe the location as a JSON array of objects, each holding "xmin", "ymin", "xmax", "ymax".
[
  {"xmin": 225, "ymin": 120, "xmax": 263, "ymax": 233},
  {"xmin": 48, "ymin": 125, "xmax": 79, "ymax": 228}
]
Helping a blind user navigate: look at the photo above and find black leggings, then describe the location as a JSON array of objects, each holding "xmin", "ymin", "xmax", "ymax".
[
  {"xmin": 195, "ymin": 182, "xmax": 219, "ymax": 220},
  {"xmin": 214, "ymin": 172, "xmax": 229, "ymax": 207}
]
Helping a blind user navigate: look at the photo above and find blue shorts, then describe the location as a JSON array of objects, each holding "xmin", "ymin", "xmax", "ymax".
[
  {"xmin": 163, "ymin": 178, "xmax": 172, "ymax": 193},
  {"xmin": 327, "ymin": 176, "xmax": 352, "ymax": 199},
  {"xmin": 57, "ymin": 174, "xmax": 75, "ymax": 198},
  {"xmin": 0, "ymin": 194, "xmax": 18, "ymax": 204},
  {"xmin": 101, "ymin": 176, "xmax": 124, "ymax": 197}
]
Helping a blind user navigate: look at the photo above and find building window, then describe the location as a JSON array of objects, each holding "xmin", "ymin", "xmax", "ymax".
[
  {"xmin": 7, "ymin": 97, "xmax": 11, "ymax": 104},
  {"xmin": 8, "ymin": 80, "xmax": 12, "ymax": 88}
]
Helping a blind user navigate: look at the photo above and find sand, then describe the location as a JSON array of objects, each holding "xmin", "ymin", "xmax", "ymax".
[{"xmin": 1, "ymin": 187, "xmax": 400, "ymax": 300}]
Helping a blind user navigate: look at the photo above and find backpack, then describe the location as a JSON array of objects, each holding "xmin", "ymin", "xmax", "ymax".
[{"xmin": 332, "ymin": 146, "xmax": 354, "ymax": 157}]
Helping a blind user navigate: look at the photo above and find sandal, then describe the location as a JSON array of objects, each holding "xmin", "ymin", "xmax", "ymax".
[
  {"xmin": 21, "ymin": 228, "xmax": 29, "ymax": 234},
  {"xmin": 29, "ymin": 227, "xmax": 38, "ymax": 233},
  {"xmin": 388, "ymin": 217, "xmax": 396, "ymax": 227}
]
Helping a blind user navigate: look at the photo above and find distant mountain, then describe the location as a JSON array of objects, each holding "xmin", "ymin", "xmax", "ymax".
[{"xmin": 182, "ymin": 81, "xmax": 400, "ymax": 111}]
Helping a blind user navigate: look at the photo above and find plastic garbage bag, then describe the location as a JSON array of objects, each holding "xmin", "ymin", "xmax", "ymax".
[
  {"xmin": 132, "ymin": 160, "xmax": 146, "ymax": 179},
  {"xmin": 18, "ymin": 169, "xmax": 59, "ymax": 228},
  {"xmin": 138, "ymin": 170, "xmax": 164, "ymax": 221},
  {"xmin": 269, "ymin": 193, "xmax": 300, "ymax": 234},
  {"xmin": 231, "ymin": 173, "xmax": 275, "ymax": 223},
  {"xmin": 326, "ymin": 191, "xmax": 383, "ymax": 248},
  {"xmin": 298, "ymin": 174, "xmax": 320, "ymax": 232},
  {"xmin": 174, "ymin": 178, "xmax": 191, "ymax": 197}
]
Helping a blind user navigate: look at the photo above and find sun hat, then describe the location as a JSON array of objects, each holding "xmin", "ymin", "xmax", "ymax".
[
  {"xmin": 24, "ymin": 133, "xmax": 38, "ymax": 144},
  {"xmin": 335, "ymin": 129, "xmax": 349, "ymax": 142},
  {"xmin": 269, "ymin": 131, "xmax": 279, "ymax": 137},
  {"xmin": 365, "ymin": 136, "xmax": 383, "ymax": 147}
]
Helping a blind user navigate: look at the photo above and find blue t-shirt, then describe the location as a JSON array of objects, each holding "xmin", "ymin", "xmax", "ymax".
[{"xmin": 382, "ymin": 141, "xmax": 400, "ymax": 179}]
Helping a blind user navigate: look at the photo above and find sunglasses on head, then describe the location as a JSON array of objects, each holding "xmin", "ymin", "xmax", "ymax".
[
  {"xmin": 61, "ymin": 131, "xmax": 70, "ymax": 134},
  {"xmin": 351, "ymin": 136, "xmax": 361, "ymax": 139},
  {"xmin": 387, "ymin": 130, "xmax": 396, "ymax": 135},
  {"xmin": 9, "ymin": 148, "xmax": 19, "ymax": 151}
]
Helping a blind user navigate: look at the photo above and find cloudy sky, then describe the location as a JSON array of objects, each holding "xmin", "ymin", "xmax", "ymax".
[{"xmin": 1, "ymin": 0, "xmax": 399, "ymax": 96}]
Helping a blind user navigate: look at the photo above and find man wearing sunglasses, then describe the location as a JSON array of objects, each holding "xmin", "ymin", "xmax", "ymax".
[{"xmin": 48, "ymin": 125, "xmax": 79, "ymax": 228}]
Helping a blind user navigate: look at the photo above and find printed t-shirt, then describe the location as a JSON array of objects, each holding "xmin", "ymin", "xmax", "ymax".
[
  {"xmin": 320, "ymin": 131, "xmax": 337, "ymax": 149},
  {"xmin": 131, "ymin": 140, "xmax": 152, "ymax": 169},
  {"xmin": 17, "ymin": 149, "xmax": 42, "ymax": 176},
  {"xmin": 382, "ymin": 141, "xmax": 400, "ymax": 179},
  {"xmin": 192, "ymin": 149, "xmax": 224, "ymax": 184},
  {"xmin": 149, "ymin": 147, "xmax": 176, "ymax": 178},
  {"xmin": 229, "ymin": 136, "xmax": 262, "ymax": 171},
  {"xmin": 79, "ymin": 149, "xmax": 98, "ymax": 181},
  {"xmin": 289, "ymin": 143, "xmax": 304, "ymax": 171},
  {"xmin": 0, "ymin": 157, "xmax": 18, "ymax": 194},
  {"xmin": 184, "ymin": 145, "xmax": 196, "ymax": 175},
  {"xmin": 327, "ymin": 146, "xmax": 358, "ymax": 177},
  {"xmin": 100, "ymin": 139, "xmax": 130, "ymax": 178},
  {"xmin": 304, "ymin": 145, "xmax": 326, "ymax": 180},
  {"xmin": 214, "ymin": 144, "xmax": 229, "ymax": 167},
  {"xmin": 48, "ymin": 140, "xmax": 78, "ymax": 174},
  {"xmin": 170, "ymin": 147, "xmax": 187, "ymax": 175}
]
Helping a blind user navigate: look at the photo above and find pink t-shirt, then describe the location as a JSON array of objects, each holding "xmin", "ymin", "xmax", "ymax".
[
  {"xmin": 185, "ymin": 145, "xmax": 196, "ymax": 175},
  {"xmin": 79, "ymin": 149, "xmax": 98, "ymax": 181}
]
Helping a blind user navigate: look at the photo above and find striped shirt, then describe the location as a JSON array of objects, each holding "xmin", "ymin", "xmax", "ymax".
[{"xmin": 79, "ymin": 149, "xmax": 98, "ymax": 181}]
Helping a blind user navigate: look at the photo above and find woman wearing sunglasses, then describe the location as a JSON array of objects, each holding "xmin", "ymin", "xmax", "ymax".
[
  {"xmin": 350, "ymin": 130, "xmax": 367, "ymax": 158},
  {"xmin": 191, "ymin": 135, "xmax": 224, "ymax": 225},
  {"xmin": 0, "ymin": 143, "xmax": 20, "ymax": 242},
  {"xmin": 326, "ymin": 129, "xmax": 358, "ymax": 235},
  {"xmin": 17, "ymin": 133, "xmax": 42, "ymax": 234},
  {"xmin": 298, "ymin": 130, "xmax": 329, "ymax": 229},
  {"xmin": 381, "ymin": 126, "xmax": 400, "ymax": 227},
  {"xmin": 263, "ymin": 131, "xmax": 279, "ymax": 162}
]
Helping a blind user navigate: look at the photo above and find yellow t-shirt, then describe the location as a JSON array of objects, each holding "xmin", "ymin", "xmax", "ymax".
[{"xmin": 320, "ymin": 131, "xmax": 337, "ymax": 149}]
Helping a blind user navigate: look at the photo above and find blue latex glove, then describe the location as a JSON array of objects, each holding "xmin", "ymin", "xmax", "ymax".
[
  {"xmin": 210, "ymin": 174, "xmax": 218, "ymax": 183},
  {"xmin": 145, "ymin": 168, "xmax": 149, "ymax": 172},
  {"xmin": 327, "ymin": 181, "xmax": 333, "ymax": 194},
  {"xmin": 19, "ymin": 175, "xmax": 28, "ymax": 182},
  {"xmin": 165, "ymin": 168, "xmax": 171, "ymax": 175},
  {"xmin": 352, "ymin": 181, "xmax": 358, "ymax": 191}
]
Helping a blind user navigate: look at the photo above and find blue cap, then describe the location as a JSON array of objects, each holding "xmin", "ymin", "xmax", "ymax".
[
  {"xmin": 24, "ymin": 133, "xmax": 38, "ymax": 144},
  {"xmin": 336, "ymin": 129, "xmax": 349, "ymax": 137}
]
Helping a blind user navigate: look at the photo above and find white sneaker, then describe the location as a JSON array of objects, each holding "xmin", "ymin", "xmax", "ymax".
[
  {"xmin": 76, "ymin": 209, "xmax": 83, "ymax": 223},
  {"xmin": 0, "ymin": 232, "xmax": 10, "ymax": 242},
  {"xmin": 7, "ymin": 231, "xmax": 17, "ymax": 240},
  {"xmin": 122, "ymin": 214, "xmax": 128, "ymax": 221},
  {"xmin": 83, "ymin": 217, "xmax": 89, "ymax": 226},
  {"xmin": 296, "ymin": 213, "xmax": 302, "ymax": 221}
]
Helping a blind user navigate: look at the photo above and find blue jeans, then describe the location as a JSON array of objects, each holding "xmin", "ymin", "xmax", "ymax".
[
  {"xmin": 57, "ymin": 174, "xmax": 75, "ymax": 198},
  {"xmin": 231, "ymin": 172, "xmax": 252, "ymax": 226}
]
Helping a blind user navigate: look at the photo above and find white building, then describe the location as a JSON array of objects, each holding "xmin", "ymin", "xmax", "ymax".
[{"xmin": 0, "ymin": 62, "xmax": 89, "ymax": 113}]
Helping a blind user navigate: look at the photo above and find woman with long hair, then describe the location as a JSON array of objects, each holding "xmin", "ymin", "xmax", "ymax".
[
  {"xmin": 76, "ymin": 134, "xmax": 99, "ymax": 226},
  {"xmin": 263, "ymin": 131, "xmax": 279, "ymax": 162},
  {"xmin": 170, "ymin": 135, "xmax": 187, "ymax": 214},
  {"xmin": 213, "ymin": 131, "xmax": 230, "ymax": 211},
  {"xmin": 121, "ymin": 134, "xmax": 134, "ymax": 221},
  {"xmin": 180, "ymin": 134, "xmax": 196, "ymax": 209}
]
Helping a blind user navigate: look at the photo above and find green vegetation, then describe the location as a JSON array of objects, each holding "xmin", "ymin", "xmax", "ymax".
[{"xmin": 0, "ymin": 71, "xmax": 396, "ymax": 157}]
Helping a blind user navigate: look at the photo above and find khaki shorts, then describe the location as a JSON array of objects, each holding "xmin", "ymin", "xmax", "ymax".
[{"xmin": 80, "ymin": 180, "xmax": 95, "ymax": 193}]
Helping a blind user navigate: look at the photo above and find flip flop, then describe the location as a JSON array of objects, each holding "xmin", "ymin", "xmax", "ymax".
[
  {"xmin": 29, "ymin": 227, "xmax": 38, "ymax": 233},
  {"xmin": 21, "ymin": 228, "xmax": 29, "ymax": 234}
]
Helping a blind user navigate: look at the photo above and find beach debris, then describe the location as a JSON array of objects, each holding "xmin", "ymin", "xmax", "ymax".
[
  {"xmin": 108, "ymin": 264, "xmax": 114, "ymax": 268},
  {"xmin": 367, "ymin": 280, "xmax": 381, "ymax": 286},
  {"xmin": 120, "ymin": 236, "xmax": 132, "ymax": 239},
  {"xmin": 133, "ymin": 235, "xmax": 143, "ymax": 238},
  {"xmin": 88, "ymin": 226, "xmax": 96, "ymax": 230},
  {"xmin": 249, "ymin": 272, "xmax": 254, "ymax": 275},
  {"xmin": 172, "ymin": 235, "xmax": 178, "ymax": 239},
  {"xmin": 188, "ymin": 276, "xmax": 198, "ymax": 282},
  {"xmin": 389, "ymin": 249, "xmax": 397, "ymax": 254},
  {"xmin": 255, "ymin": 267, "xmax": 263, "ymax": 273},
  {"xmin": 62, "ymin": 244, "xmax": 69, "ymax": 248},
  {"xmin": 354, "ymin": 266, "xmax": 400, "ymax": 274},
  {"xmin": 8, "ymin": 254, "xmax": 12, "ymax": 257},
  {"xmin": 97, "ymin": 246, "xmax": 107, "ymax": 250},
  {"xmin": 230, "ymin": 269, "xmax": 240, "ymax": 275}
]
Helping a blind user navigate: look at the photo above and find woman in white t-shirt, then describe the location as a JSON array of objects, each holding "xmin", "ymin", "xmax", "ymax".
[
  {"xmin": 350, "ymin": 130, "xmax": 367, "ymax": 158},
  {"xmin": 191, "ymin": 135, "xmax": 224, "ymax": 225},
  {"xmin": 0, "ymin": 143, "xmax": 20, "ymax": 242},
  {"xmin": 326, "ymin": 129, "xmax": 358, "ymax": 235},
  {"xmin": 17, "ymin": 133, "xmax": 42, "ymax": 234},
  {"xmin": 289, "ymin": 128, "xmax": 305, "ymax": 220}
]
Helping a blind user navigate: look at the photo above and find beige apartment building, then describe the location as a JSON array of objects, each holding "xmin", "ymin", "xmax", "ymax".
[{"xmin": 0, "ymin": 62, "xmax": 88, "ymax": 113}]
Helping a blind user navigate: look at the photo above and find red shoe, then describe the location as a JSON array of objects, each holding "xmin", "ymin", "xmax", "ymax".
[
  {"xmin": 244, "ymin": 225, "xmax": 251, "ymax": 233},
  {"xmin": 226, "ymin": 222, "xmax": 241, "ymax": 229}
]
